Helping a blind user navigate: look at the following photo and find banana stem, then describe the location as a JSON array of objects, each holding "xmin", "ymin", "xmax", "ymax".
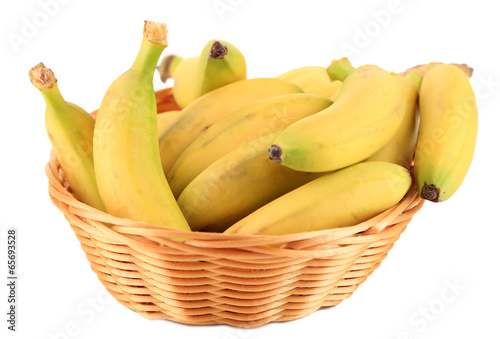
[
  {"xmin": 29, "ymin": 62, "xmax": 57, "ymax": 90},
  {"xmin": 143, "ymin": 21, "xmax": 168, "ymax": 47},
  {"xmin": 29, "ymin": 63, "xmax": 66, "ymax": 106},
  {"xmin": 40, "ymin": 83, "xmax": 67, "ymax": 108},
  {"xmin": 132, "ymin": 21, "xmax": 168, "ymax": 76},
  {"xmin": 327, "ymin": 57, "xmax": 358, "ymax": 81},
  {"xmin": 405, "ymin": 70, "xmax": 423, "ymax": 91}
]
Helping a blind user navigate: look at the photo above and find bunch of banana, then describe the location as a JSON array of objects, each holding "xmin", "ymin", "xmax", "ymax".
[
  {"xmin": 177, "ymin": 132, "xmax": 326, "ymax": 232},
  {"xmin": 167, "ymin": 93, "xmax": 332, "ymax": 197},
  {"xmin": 36, "ymin": 19, "xmax": 479, "ymax": 241},
  {"xmin": 157, "ymin": 39, "xmax": 247, "ymax": 108},
  {"xmin": 158, "ymin": 77, "xmax": 302, "ymax": 175}
]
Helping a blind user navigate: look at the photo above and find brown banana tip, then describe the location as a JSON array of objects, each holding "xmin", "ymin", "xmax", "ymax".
[
  {"xmin": 467, "ymin": 65, "xmax": 474, "ymax": 78},
  {"xmin": 421, "ymin": 183, "xmax": 440, "ymax": 202},
  {"xmin": 157, "ymin": 55, "xmax": 177, "ymax": 82},
  {"xmin": 144, "ymin": 21, "xmax": 168, "ymax": 47},
  {"xmin": 210, "ymin": 41, "xmax": 228, "ymax": 59},
  {"xmin": 268, "ymin": 145, "xmax": 282, "ymax": 163},
  {"xmin": 29, "ymin": 62, "xmax": 57, "ymax": 90}
]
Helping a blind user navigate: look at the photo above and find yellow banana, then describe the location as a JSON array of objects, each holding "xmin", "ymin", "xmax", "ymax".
[
  {"xmin": 157, "ymin": 39, "xmax": 247, "ymax": 108},
  {"xmin": 224, "ymin": 162, "xmax": 412, "ymax": 235},
  {"xmin": 277, "ymin": 66, "xmax": 342, "ymax": 98},
  {"xmin": 365, "ymin": 71, "xmax": 421, "ymax": 169},
  {"xmin": 177, "ymin": 132, "xmax": 325, "ymax": 232},
  {"xmin": 93, "ymin": 21, "xmax": 190, "ymax": 232},
  {"xmin": 167, "ymin": 93, "xmax": 332, "ymax": 197},
  {"xmin": 414, "ymin": 63, "xmax": 478, "ymax": 202},
  {"xmin": 269, "ymin": 67, "xmax": 405, "ymax": 172},
  {"xmin": 157, "ymin": 110, "xmax": 179, "ymax": 135},
  {"xmin": 30, "ymin": 63, "xmax": 106, "ymax": 212},
  {"xmin": 158, "ymin": 78, "xmax": 302, "ymax": 175}
]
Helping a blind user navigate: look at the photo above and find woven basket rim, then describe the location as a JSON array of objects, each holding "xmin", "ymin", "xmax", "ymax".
[{"xmin": 46, "ymin": 150, "xmax": 424, "ymax": 255}]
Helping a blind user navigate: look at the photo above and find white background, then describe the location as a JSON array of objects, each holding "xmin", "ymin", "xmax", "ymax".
[{"xmin": 1, "ymin": 0, "xmax": 499, "ymax": 338}]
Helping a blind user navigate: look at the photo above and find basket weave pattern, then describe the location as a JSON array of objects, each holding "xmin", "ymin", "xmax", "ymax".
[{"xmin": 46, "ymin": 150, "xmax": 424, "ymax": 327}]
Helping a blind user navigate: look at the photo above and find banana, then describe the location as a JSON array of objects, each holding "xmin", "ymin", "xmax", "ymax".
[
  {"xmin": 158, "ymin": 78, "xmax": 302, "ymax": 175},
  {"xmin": 269, "ymin": 67, "xmax": 405, "ymax": 172},
  {"xmin": 365, "ymin": 71, "xmax": 421, "ymax": 169},
  {"xmin": 224, "ymin": 162, "xmax": 412, "ymax": 235},
  {"xmin": 157, "ymin": 39, "xmax": 247, "ymax": 108},
  {"xmin": 167, "ymin": 93, "xmax": 332, "ymax": 197},
  {"xmin": 177, "ymin": 132, "xmax": 325, "ymax": 232},
  {"xmin": 157, "ymin": 110, "xmax": 179, "ymax": 135},
  {"xmin": 277, "ymin": 66, "xmax": 342, "ymax": 98},
  {"xmin": 93, "ymin": 21, "xmax": 190, "ymax": 232},
  {"xmin": 414, "ymin": 63, "xmax": 478, "ymax": 202},
  {"xmin": 30, "ymin": 63, "xmax": 106, "ymax": 212}
]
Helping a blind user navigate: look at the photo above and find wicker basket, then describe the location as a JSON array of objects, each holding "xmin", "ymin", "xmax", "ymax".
[{"xmin": 45, "ymin": 88, "xmax": 425, "ymax": 327}]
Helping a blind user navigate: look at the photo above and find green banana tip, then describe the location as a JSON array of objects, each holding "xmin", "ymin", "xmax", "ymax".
[
  {"xmin": 210, "ymin": 41, "xmax": 228, "ymax": 59},
  {"xmin": 29, "ymin": 62, "xmax": 57, "ymax": 90},
  {"xmin": 327, "ymin": 57, "xmax": 358, "ymax": 82},
  {"xmin": 405, "ymin": 70, "xmax": 423, "ymax": 91},
  {"xmin": 268, "ymin": 145, "xmax": 282, "ymax": 163},
  {"xmin": 144, "ymin": 21, "xmax": 168, "ymax": 47}
]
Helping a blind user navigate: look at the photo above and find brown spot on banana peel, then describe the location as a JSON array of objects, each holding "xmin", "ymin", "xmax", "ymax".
[
  {"xmin": 421, "ymin": 183, "xmax": 440, "ymax": 202},
  {"xmin": 268, "ymin": 145, "xmax": 282, "ymax": 163},
  {"xmin": 210, "ymin": 41, "xmax": 228, "ymax": 59}
]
